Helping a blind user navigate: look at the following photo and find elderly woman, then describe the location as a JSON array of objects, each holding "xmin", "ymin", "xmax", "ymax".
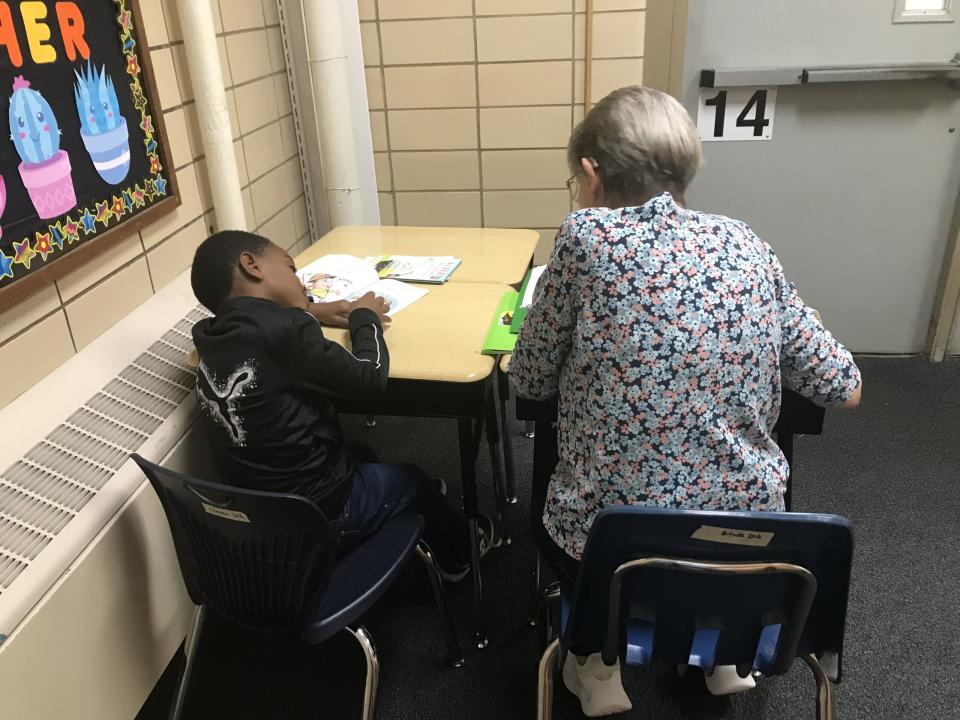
[{"xmin": 510, "ymin": 86, "xmax": 861, "ymax": 716}]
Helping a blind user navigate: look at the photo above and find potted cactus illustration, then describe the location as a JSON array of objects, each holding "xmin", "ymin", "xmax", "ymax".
[
  {"xmin": 9, "ymin": 76, "xmax": 77, "ymax": 219},
  {"xmin": 74, "ymin": 62, "xmax": 130, "ymax": 185}
]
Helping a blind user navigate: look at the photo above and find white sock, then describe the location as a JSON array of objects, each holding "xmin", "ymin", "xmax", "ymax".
[
  {"xmin": 703, "ymin": 664, "xmax": 757, "ymax": 696},
  {"xmin": 562, "ymin": 652, "xmax": 633, "ymax": 717}
]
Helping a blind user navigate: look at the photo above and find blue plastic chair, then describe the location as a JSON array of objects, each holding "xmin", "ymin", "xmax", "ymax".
[
  {"xmin": 131, "ymin": 454, "xmax": 463, "ymax": 720},
  {"xmin": 537, "ymin": 506, "xmax": 853, "ymax": 720}
]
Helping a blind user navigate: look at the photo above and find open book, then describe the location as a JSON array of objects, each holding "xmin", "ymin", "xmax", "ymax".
[
  {"xmin": 367, "ymin": 255, "xmax": 461, "ymax": 283},
  {"xmin": 297, "ymin": 254, "xmax": 427, "ymax": 315}
]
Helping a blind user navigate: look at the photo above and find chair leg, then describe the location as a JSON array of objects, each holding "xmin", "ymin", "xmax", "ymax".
[
  {"xmin": 525, "ymin": 420, "xmax": 535, "ymax": 438},
  {"xmin": 347, "ymin": 625, "xmax": 380, "ymax": 720},
  {"xmin": 803, "ymin": 653, "xmax": 835, "ymax": 720},
  {"xmin": 416, "ymin": 542, "xmax": 465, "ymax": 668},
  {"xmin": 169, "ymin": 604, "xmax": 206, "ymax": 720},
  {"xmin": 538, "ymin": 638, "xmax": 561, "ymax": 720},
  {"xmin": 528, "ymin": 550, "xmax": 542, "ymax": 627},
  {"xmin": 484, "ymin": 390, "xmax": 511, "ymax": 546}
]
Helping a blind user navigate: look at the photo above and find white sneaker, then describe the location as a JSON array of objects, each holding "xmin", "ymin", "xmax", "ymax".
[
  {"xmin": 561, "ymin": 652, "xmax": 633, "ymax": 717},
  {"xmin": 703, "ymin": 665, "xmax": 757, "ymax": 696}
]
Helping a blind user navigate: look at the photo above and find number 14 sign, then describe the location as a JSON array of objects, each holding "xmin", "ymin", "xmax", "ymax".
[{"xmin": 697, "ymin": 87, "xmax": 777, "ymax": 141}]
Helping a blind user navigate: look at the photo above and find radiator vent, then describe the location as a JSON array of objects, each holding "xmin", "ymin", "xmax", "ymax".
[{"xmin": 0, "ymin": 307, "xmax": 208, "ymax": 594}]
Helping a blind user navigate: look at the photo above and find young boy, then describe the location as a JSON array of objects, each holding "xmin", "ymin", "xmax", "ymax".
[{"xmin": 189, "ymin": 230, "xmax": 487, "ymax": 578}]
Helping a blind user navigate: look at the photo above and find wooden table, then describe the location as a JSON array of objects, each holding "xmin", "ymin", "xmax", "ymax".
[
  {"xmin": 301, "ymin": 253, "xmax": 513, "ymax": 647},
  {"xmin": 302, "ymin": 225, "xmax": 540, "ymax": 285}
]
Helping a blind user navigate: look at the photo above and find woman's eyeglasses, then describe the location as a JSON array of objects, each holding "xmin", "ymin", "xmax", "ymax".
[{"xmin": 566, "ymin": 158, "xmax": 599, "ymax": 200}]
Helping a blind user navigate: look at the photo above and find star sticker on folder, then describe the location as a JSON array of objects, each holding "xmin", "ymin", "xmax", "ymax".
[
  {"xmin": 34, "ymin": 231, "xmax": 53, "ymax": 261},
  {"xmin": 0, "ymin": 249, "xmax": 14, "ymax": 279},
  {"xmin": 79, "ymin": 209, "xmax": 97, "ymax": 235},
  {"xmin": 95, "ymin": 200, "xmax": 114, "ymax": 225},
  {"xmin": 12, "ymin": 238, "xmax": 36, "ymax": 269}
]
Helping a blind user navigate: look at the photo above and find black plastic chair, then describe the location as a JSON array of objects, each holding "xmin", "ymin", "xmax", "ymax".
[
  {"xmin": 537, "ymin": 506, "xmax": 853, "ymax": 720},
  {"xmin": 131, "ymin": 454, "xmax": 463, "ymax": 720}
]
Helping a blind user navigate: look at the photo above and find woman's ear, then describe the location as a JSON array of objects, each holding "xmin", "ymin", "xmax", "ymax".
[
  {"xmin": 237, "ymin": 250, "xmax": 265, "ymax": 281},
  {"xmin": 580, "ymin": 157, "xmax": 602, "ymax": 201}
]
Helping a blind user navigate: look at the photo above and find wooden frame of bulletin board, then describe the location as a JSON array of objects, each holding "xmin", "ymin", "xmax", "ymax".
[{"xmin": 0, "ymin": 0, "xmax": 179, "ymax": 308}]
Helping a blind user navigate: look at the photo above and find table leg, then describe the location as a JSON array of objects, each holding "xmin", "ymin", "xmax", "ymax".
[
  {"xmin": 458, "ymin": 417, "xmax": 488, "ymax": 649},
  {"xmin": 485, "ymin": 386, "xmax": 511, "ymax": 545},
  {"xmin": 497, "ymin": 366, "xmax": 518, "ymax": 504},
  {"xmin": 525, "ymin": 421, "xmax": 535, "ymax": 438}
]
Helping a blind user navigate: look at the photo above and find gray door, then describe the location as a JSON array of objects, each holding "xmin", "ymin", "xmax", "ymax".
[{"xmin": 680, "ymin": 0, "xmax": 960, "ymax": 353}]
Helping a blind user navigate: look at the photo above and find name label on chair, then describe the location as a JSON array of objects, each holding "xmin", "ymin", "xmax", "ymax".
[
  {"xmin": 202, "ymin": 503, "xmax": 250, "ymax": 523},
  {"xmin": 692, "ymin": 525, "xmax": 773, "ymax": 547}
]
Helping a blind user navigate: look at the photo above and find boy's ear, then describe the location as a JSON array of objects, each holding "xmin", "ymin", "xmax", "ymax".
[{"xmin": 237, "ymin": 250, "xmax": 265, "ymax": 282}]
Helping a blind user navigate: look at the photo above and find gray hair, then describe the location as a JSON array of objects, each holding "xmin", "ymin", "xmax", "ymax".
[{"xmin": 567, "ymin": 85, "xmax": 701, "ymax": 206}]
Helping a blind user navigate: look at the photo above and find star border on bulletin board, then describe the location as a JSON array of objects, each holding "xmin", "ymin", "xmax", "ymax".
[
  {"xmin": 0, "ymin": 249, "xmax": 13, "ymax": 279},
  {"xmin": 33, "ymin": 231, "xmax": 53, "ymax": 261},
  {"xmin": 122, "ymin": 190, "xmax": 134, "ymax": 212},
  {"xmin": 132, "ymin": 85, "xmax": 147, "ymax": 113},
  {"xmin": 95, "ymin": 201, "xmax": 114, "ymax": 225},
  {"xmin": 79, "ymin": 208, "xmax": 97, "ymax": 235},
  {"xmin": 144, "ymin": 179, "xmax": 157, "ymax": 201},
  {"xmin": 141, "ymin": 114, "xmax": 154, "ymax": 136},
  {"xmin": 50, "ymin": 224, "xmax": 65, "ymax": 251},
  {"xmin": 149, "ymin": 155, "xmax": 162, "ymax": 175},
  {"xmin": 153, "ymin": 175, "xmax": 168, "ymax": 196},
  {"xmin": 132, "ymin": 186, "xmax": 146, "ymax": 208},
  {"xmin": 63, "ymin": 217, "xmax": 80, "ymax": 244},
  {"xmin": 12, "ymin": 238, "xmax": 36, "ymax": 269},
  {"xmin": 126, "ymin": 54, "xmax": 140, "ymax": 78},
  {"xmin": 111, "ymin": 195, "xmax": 125, "ymax": 218}
]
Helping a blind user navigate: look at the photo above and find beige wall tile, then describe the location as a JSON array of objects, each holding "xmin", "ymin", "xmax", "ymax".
[
  {"xmin": 479, "ymin": 61, "xmax": 572, "ymax": 106},
  {"xmin": 0, "ymin": 284, "xmax": 60, "ymax": 344},
  {"xmin": 380, "ymin": 19, "xmax": 475, "ymax": 65},
  {"xmin": 251, "ymin": 164, "xmax": 290, "ymax": 224},
  {"xmin": 275, "ymin": 75, "xmax": 293, "ymax": 116},
  {"xmin": 389, "ymin": 109, "xmax": 477, "ymax": 150},
  {"xmin": 574, "ymin": 59, "xmax": 584, "ymax": 102},
  {"xmin": 366, "ymin": 67, "xmax": 385, "ymax": 110},
  {"xmin": 378, "ymin": 192, "xmax": 396, "ymax": 224},
  {"xmin": 360, "ymin": 22, "xmax": 381, "ymax": 65},
  {"xmin": 267, "ymin": 28, "xmax": 285, "ymax": 73},
  {"xmin": 595, "ymin": 0, "xmax": 646, "ymax": 10},
  {"xmin": 482, "ymin": 149, "xmax": 568, "ymax": 189},
  {"xmin": 141, "ymin": 164, "xmax": 204, "ymax": 248},
  {"xmin": 284, "ymin": 157, "xmax": 304, "ymax": 197},
  {"xmin": 476, "ymin": 0, "xmax": 571, "ymax": 14},
  {"xmin": 279, "ymin": 115, "xmax": 298, "ymax": 159},
  {"xmin": 483, "ymin": 190, "xmax": 570, "ymax": 228},
  {"xmin": 147, "ymin": 218, "xmax": 208, "ymax": 289},
  {"xmin": 378, "ymin": 0, "xmax": 472, "ymax": 19},
  {"xmin": 222, "ymin": 0, "xmax": 265, "ymax": 32},
  {"xmin": 477, "ymin": 15, "xmax": 572, "ymax": 62},
  {"xmin": 575, "ymin": 13, "xmax": 584, "ymax": 58},
  {"xmin": 358, "ymin": 0, "xmax": 377, "ymax": 21},
  {"xmin": 573, "ymin": 104, "xmax": 584, "ymax": 124},
  {"xmin": 243, "ymin": 187, "xmax": 256, "ymax": 227},
  {"xmin": 226, "ymin": 30, "xmax": 272, "ymax": 86},
  {"xmin": 182, "ymin": 103, "xmax": 202, "ymax": 159},
  {"xmin": 139, "ymin": 0, "xmax": 169, "ymax": 47},
  {"xmin": 392, "ymin": 151, "xmax": 480, "ymax": 191},
  {"xmin": 396, "ymin": 191, "xmax": 481, "ymax": 227},
  {"xmin": 293, "ymin": 197, "xmax": 309, "ymax": 237},
  {"xmin": 480, "ymin": 107, "xmax": 570, "ymax": 148},
  {"xmin": 227, "ymin": 90, "xmax": 240, "ymax": 139},
  {"xmin": 592, "ymin": 10, "xmax": 645, "ymax": 58},
  {"xmin": 160, "ymin": 0, "xmax": 182, "ymax": 42},
  {"xmin": 235, "ymin": 76, "xmax": 279, "ymax": 135},
  {"xmin": 258, "ymin": 204, "xmax": 297, "ymax": 249},
  {"xmin": 57, "ymin": 234, "xmax": 144, "ymax": 301},
  {"xmin": 218, "ymin": 37, "xmax": 233, "ymax": 87},
  {"xmin": 369, "ymin": 111, "xmax": 388, "ymax": 151},
  {"xmin": 67, "ymin": 260, "xmax": 154, "ymax": 350},
  {"xmin": 263, "ymin": 0, "xmax": 280, "ymax": 25},
  {"xmin": 171, "ymin": 45, "xmax": 194, "ymax": 103},
  {"xmin": 163, "ymin": 108, "xmax": 192, "ymax": 168},
  {"xmin": 384, "ymin": 65, "xmax": 477, "ymax": 109},
  {"xmin": 591, "ymin": 58, "xmax": 644, "ymax": 102},
  {"xmin": 534, "ymin": 228, "xmax": 559, "ymax": 263},
  {"xmin": 150, "ymin": 48, "xmax": 182, "ymax": 110},
  {"xmin": 243, "ymin": 123, "xmax": 284, "ymax": 180},
  {"xmin": 0, "ymin": 313, "xmax": 75, "ymax": 409},
  {"xmin": 374, "ymin": 152, "xmax": 392, "ymax": 191},
  {"xmin": 211, "ymin": 0, "xmax": 223, "ymax": 33},
  {"xmin": 194, "ymin": 159, "xmax": 215, "ymax": 212}
]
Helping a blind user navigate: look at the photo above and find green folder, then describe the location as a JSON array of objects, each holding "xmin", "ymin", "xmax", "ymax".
[
  {"xmin": 482, "ymin": 290, "xmax": 520, "ymax": 355},
  {"xmin": 509, "ymin": 267, "xmax": 535, "ymax": 334}
]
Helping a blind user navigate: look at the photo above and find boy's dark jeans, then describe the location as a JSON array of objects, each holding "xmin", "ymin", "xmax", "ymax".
[{"xmin": 333, "ymin": 462, "xmax": 470, "ymax": 570}]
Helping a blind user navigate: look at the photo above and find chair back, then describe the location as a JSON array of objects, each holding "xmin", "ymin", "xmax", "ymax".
[
  {"xmin": 131, "ymin": 454, "xmax": 335, "ymax": 634},
  {"xmin": 562, "ymin": 506, "xmax": 853, "ymax": 679}
]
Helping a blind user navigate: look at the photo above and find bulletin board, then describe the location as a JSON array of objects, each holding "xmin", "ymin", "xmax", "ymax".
[{"xmin": 0, "ymin": 0, "xmax": 179, "ymax": 307}]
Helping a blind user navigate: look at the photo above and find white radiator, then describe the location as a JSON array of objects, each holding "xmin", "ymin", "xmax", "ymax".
[{"xmin": 0, "ymin": 271, "xmax": 206, "ymax": 719}]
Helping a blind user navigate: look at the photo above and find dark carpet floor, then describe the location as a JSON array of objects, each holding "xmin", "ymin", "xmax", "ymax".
[{"xmin": 137, "ymin": 356, "xmax": 960, "ymax": 720}]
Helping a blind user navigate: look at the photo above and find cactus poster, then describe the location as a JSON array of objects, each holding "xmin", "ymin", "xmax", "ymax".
[{"xmin": 0, "ymin": 0, "xmax": 178, "ymax": 304}]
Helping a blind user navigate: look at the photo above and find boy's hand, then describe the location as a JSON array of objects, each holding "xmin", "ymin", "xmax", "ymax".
[
  {"xmin": 350, "ymin": 291, "xmax": 391, "ymax": 323},
  {"xmin": 307, "ymin": 300, "xmax": 352, "ymax": 328}
]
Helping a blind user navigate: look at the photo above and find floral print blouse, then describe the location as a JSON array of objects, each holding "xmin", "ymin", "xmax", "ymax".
[{"xmin": 510, "ymin": 192, "xmax": 861, "ymax": 559}]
